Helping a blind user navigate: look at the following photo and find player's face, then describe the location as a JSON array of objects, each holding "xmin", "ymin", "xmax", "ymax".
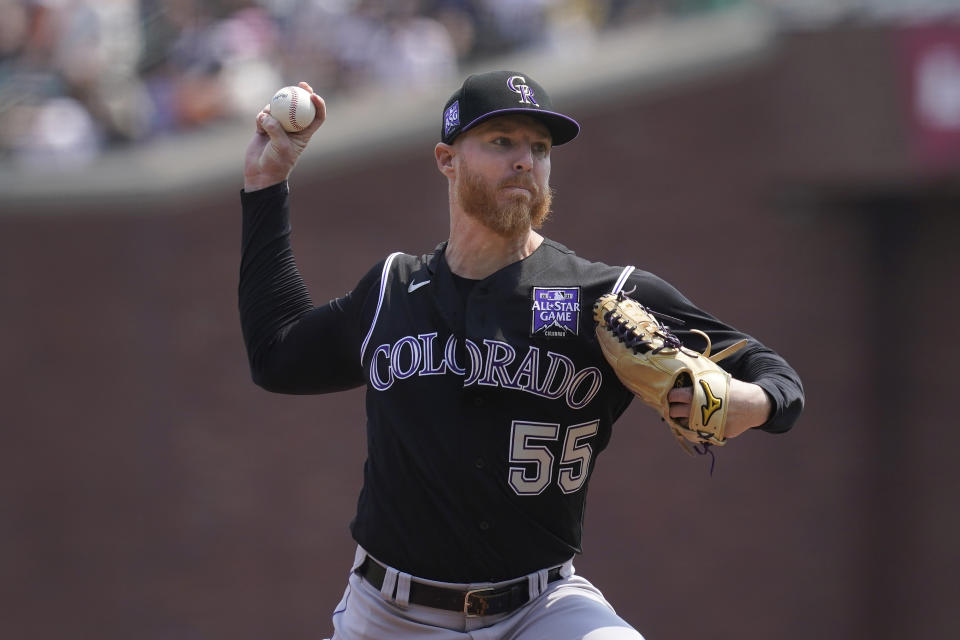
[{"xmin": 453, "ymin": 116, "xmax": 553, "ymax": 236}]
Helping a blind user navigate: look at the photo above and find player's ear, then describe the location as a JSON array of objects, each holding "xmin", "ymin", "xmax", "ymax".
[{"xmin": 435, "ymin": 143, "xmax": 455, "ymax": 178}]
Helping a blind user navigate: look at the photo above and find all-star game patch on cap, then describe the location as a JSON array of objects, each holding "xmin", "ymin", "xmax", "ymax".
[{"xmin": 441, "ymin": 70, "xmax": 580, "ymax": 146}]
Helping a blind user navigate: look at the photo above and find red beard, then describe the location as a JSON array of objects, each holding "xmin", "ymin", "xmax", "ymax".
[{"xmin": 455, "ymin": 162, "xmax": 553, "ymax": 236}]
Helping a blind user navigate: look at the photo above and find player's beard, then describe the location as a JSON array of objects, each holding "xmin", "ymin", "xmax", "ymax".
[{"xmin": 456, "ymin": 162, "xmax": 552, "ymax": 236}]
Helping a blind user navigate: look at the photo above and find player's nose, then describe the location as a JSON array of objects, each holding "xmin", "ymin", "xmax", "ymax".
[{"xmin": 512, "ymin": 145, "xmax": 534, "ymax": 172}]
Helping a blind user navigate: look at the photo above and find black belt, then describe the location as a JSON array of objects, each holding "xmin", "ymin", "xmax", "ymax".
[{"xmin": 356, "ymin": 556, "xmax": 563, "ymax": 617}]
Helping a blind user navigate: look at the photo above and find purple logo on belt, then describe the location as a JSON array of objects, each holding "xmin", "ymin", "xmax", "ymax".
[{"xmin": 531, "ymin": 287, "xmax": 580, "ymax": 338}]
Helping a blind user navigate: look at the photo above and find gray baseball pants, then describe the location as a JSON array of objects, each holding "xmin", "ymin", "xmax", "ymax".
[{"xmin": 327, "ymin": 547, "xmax": 644, "ymax": 640}]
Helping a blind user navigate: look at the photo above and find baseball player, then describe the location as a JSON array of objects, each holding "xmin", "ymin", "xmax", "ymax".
[{"xmin": 239, "ymin": 72, "xmax": 804, "ymax": 639}]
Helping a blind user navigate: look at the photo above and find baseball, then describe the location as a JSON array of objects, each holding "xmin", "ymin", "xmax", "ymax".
[{"xmin": 270, "ymin": 85, "xmax": 316, "ymax": 133}]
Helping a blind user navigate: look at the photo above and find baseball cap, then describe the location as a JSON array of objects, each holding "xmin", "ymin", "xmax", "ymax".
[{"xmin": 440, "ymin": 71, "xmax": 580, "ymax": 146}]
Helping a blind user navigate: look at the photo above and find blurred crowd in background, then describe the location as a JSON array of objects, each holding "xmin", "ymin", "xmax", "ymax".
[
  {"xmin": 0, "ymin": 0, "xmax": 958, "ymax": 168},
  {"xmin": 0, "ymin": 0, "xmax": 747, "ymax": 167}
]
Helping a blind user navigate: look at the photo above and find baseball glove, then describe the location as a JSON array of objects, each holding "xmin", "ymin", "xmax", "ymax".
[{"xmin": 593, "ymin": 291, "xmax": 746, "ymax": 454}]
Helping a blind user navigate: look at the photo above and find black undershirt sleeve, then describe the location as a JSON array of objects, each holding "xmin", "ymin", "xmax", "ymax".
[{"xmin": 239, "ymin": 182, "xmax": 373, "ymax": 394}]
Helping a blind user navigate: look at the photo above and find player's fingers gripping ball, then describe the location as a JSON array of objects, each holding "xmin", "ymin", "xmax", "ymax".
[
  {"xmin": 593, "ymin": 292, "xmax": 746, "ymax": 454},
  {"xmin": 270, "ymin": 85, "xmax": 316, "ymax": 132}
]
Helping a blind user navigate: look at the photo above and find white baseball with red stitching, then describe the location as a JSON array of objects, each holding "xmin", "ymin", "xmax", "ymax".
[{"xmin": 270, "ymin": 85, "xmax": 316, "ymax": 133}]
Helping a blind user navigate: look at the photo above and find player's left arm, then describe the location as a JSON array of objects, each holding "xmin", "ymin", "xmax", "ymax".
[
  {"xmin": 668, "ymin": 378, "xmax": 772, "ymax": 438},
  {"xmin": 629, "ymin": 271, "xmax": 805, "ymax": 437}
]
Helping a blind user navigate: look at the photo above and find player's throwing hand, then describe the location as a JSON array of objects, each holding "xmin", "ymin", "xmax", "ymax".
[{"xmin": 243, "ymin": 81, "xmax": 326, "ymax": 192}]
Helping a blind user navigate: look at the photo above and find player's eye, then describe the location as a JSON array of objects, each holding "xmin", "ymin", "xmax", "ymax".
[
  {"xmin": 533, "ymin": 142, "xmax": 550, "ymax": 156},
  {"xmin": 492, "ymin": 136, "xmax": 512, "ymax": 147}
]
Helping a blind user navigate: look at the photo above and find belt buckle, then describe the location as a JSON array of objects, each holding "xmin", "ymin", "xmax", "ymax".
[{"xmin": 464, "ymin": 587, "xmax": 496, "ymax": 617}]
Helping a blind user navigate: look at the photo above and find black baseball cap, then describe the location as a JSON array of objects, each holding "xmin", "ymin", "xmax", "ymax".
[{"xmin": 440, "ymin": 70, "xmax": 580, "ymax": 146}]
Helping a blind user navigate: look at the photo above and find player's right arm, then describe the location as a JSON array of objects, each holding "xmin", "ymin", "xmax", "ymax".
[
  {"xmin": 243, "ymin": 81, "xmax": 326, "ymax": 192},
  {"xmin": 239, "ymin": 140, "xmax": 378, "ymax": 394},
  {"xmin": 239, "ymin": 82, "xmax": 376, "ymax": 394}
]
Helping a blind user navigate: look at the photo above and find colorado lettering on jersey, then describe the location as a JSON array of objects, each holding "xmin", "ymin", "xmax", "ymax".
[{"xmin": 369, "ymin": 333, "xmax": 602, "ymax": 410}]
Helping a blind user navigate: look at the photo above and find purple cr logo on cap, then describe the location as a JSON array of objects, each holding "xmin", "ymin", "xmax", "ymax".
[{"xmin": 507, "ymin": 75, "xmax": 539, "ymax": 107}]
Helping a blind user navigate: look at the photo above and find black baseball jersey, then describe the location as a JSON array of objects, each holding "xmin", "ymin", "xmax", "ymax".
[{"xmin": 239, "ymin": 183, "xmax": 804, "ymax": 583}]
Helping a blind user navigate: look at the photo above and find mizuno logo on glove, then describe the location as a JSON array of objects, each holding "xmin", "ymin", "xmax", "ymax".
[{"xmin": 699, "ymin": 379, "xmax": 722, "ymax": 426}]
